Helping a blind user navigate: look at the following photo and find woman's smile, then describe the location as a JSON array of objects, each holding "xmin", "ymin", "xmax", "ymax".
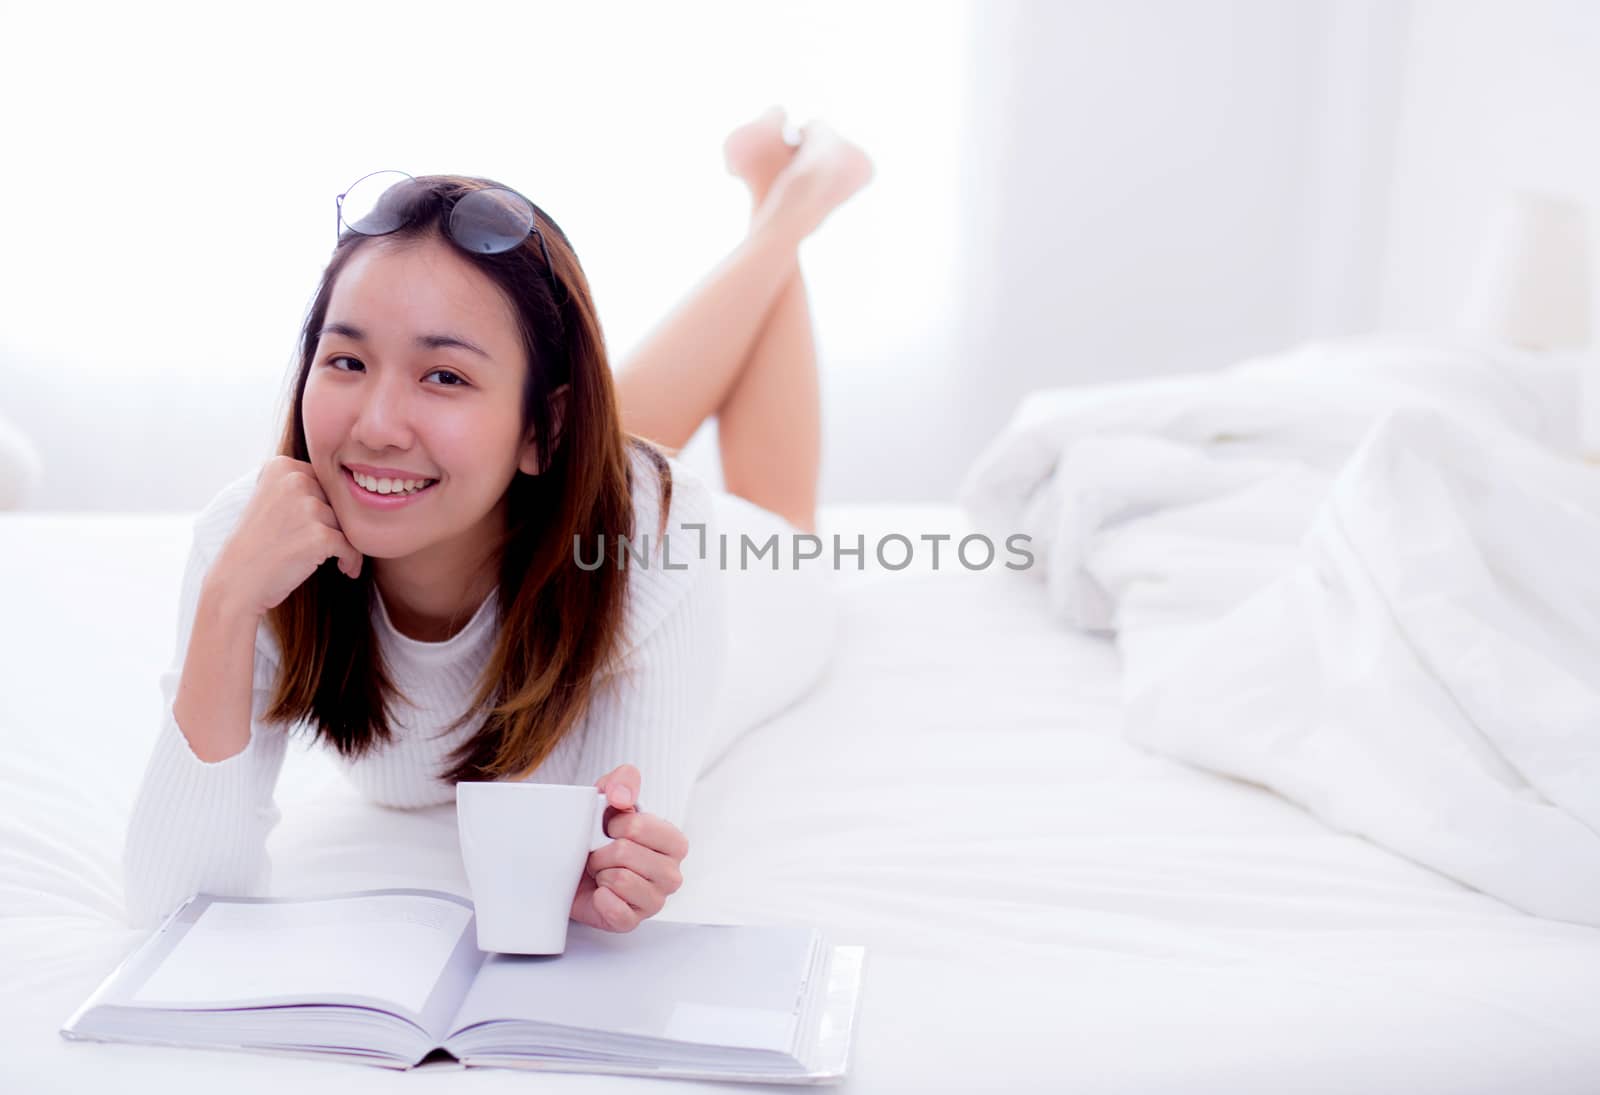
[{"xmin": 342, "ymin": 465, "xmax": 439, "ymax": 509}]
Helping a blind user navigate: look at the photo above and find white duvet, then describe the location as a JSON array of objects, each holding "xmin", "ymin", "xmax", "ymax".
[{"xmin": 959, "ymin": 334, "xmax": 1600, "ymax": 925}]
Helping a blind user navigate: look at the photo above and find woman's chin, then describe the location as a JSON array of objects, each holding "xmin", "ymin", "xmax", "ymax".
[{"xmin": 348, "ymin": 538, "xmax": 398, "ymax": 561}]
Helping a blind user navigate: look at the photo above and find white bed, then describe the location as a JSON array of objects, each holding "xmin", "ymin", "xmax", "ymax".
[{"xmin": 3, "ymin": 493, "xmax": 1600, "ymax": 1095}]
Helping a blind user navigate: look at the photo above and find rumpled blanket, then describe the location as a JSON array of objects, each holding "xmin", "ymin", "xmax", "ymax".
[{"xmin": 959, "ymin": 334, "xmax": 1600, "ymax": 924}]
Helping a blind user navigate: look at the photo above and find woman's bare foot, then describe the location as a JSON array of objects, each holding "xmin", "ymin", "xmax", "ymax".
[
  {"xmin": 755, "ymin": 119, "xmax": 875, "ymax": 242},
  {"xmin": 723, "ymin": 106, "xmax": 800, "ymax": 210}
]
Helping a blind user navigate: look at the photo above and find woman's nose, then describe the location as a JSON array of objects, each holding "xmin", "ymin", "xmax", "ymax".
[{"xmin": 351, "ymin": 375, "xmax": 416, "ymax": 449}]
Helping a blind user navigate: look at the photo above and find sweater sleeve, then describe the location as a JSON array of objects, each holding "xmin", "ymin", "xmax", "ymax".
[
  {"xmin": 573, "ymin": 465, "xmax": 728, "ymax": 834},
  {"xmin": 121, "ymin": 525, "xmax": 290, "ymax": 929}
]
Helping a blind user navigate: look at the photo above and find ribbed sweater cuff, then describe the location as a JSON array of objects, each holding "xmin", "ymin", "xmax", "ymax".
[{"xmin": 120, "ymin": 713, "xmax": 286, "ymax": 928}]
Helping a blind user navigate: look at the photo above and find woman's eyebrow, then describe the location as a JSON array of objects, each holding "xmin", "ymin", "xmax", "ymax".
[{"xmin": 319, "ymin": 321, "xmax": 491, "ymax": 359}]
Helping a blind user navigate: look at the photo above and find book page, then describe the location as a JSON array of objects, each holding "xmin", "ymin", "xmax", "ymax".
[
  {"xmin": 448, "ymin": 920, "xmax": 817, "ymax": 1052},
  {"xmin": 132, "ymin": 892, "xmax": 473, "ymax": 1017}
]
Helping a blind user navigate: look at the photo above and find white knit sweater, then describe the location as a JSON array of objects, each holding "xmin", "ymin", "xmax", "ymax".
[{"xmin": 122, "ymin": 446, "xmax": 726, "ymax": 928}]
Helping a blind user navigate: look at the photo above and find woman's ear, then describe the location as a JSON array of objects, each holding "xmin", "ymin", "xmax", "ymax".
[{"xmin": 518, "ymin": 383, "xmax": 570, "ymax": 476}]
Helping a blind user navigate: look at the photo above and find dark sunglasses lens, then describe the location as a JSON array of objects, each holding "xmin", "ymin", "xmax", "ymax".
[
  {"xmin": 341, "ymin": 171, "xmax": 420, "ymax": 235},
  {"xmin": 450, "ymin": 188, "xmax": 535, "ymax": 253}
]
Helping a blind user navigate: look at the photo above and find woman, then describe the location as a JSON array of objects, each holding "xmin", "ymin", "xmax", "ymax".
[{"xmin": 122, "ymin": 108, "xmax": 875, "ymax": 931}]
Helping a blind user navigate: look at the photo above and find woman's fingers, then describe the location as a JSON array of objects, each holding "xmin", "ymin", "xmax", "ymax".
[
  {"xmin": 603, "ymin": 810, "xmax": 689, "ymax": 862},
  {"xmin": 590, "ymin": 835, "xmax": 684, "ymax": 893},
  {"xmin": 594, "ymin": 868, "xmax": 665, "ymax": 920},
  {"xmin": 594, "ymin": 764, "xmax": 642, "ymax": 810},
  {"xmin": 581, "ymin": 795, "xmax": 688, "ymax": 933}
]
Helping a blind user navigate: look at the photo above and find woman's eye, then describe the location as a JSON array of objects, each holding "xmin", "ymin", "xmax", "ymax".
[
  {"xmin": 329, "ymin": 355, "xmax": 362, "ymax": 372},
  {"xmin": 426, "ymin": 369, "xmax": 466, "ymax": 387}
]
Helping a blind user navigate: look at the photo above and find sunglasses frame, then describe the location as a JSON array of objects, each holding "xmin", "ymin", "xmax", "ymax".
[{"xmin": 334, "ymin": 170, "xmax": 563, "ymax": 300}]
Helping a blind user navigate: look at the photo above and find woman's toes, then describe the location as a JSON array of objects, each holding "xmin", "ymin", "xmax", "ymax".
[{"xmin": 788, "ymin": 120, "xmax": 876, "ymax": 211}]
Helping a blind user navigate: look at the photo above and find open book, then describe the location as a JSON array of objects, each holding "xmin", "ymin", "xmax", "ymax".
[{"xmin": 61, "ymin": 888, "xmax": 864, "ymax": 1084}]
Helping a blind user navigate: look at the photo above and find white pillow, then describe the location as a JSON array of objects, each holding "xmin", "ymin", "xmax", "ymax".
[
  {"xmin": 700, "ymin": 489, "xmax": 840, "ymax": 774},
  {"xmin": 0, "ymin": 412, "xmax": 42, "ymax": 510}
]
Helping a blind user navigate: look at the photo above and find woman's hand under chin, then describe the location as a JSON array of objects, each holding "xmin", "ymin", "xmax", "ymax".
[{"xmin": 570, "ymin": 764, "xmax": 689, "ymax": 933}]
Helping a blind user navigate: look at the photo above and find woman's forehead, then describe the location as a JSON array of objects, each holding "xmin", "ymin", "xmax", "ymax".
[{"xmin": 327, "ymin": 236, "xmax": 521, "ymax": 353}]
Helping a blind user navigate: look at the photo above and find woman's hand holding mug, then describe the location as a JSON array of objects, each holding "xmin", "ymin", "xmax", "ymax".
[{"xmin": 569, "ymin": 764, "xmax": 690, "ymax": 933}]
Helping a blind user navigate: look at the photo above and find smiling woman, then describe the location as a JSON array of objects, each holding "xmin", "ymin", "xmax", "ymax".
[
  {"xmin": 121, "ymin": 171, "xmax": 717, "ymax": 934},
  {"xmin": 123, "ymin": 113, "xmax": 871, "ymax": 935}
]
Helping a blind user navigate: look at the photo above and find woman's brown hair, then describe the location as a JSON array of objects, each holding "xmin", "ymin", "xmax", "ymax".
[{"xmin": 261, "ymin": 173, "xmax": 672, "ymax": 785}]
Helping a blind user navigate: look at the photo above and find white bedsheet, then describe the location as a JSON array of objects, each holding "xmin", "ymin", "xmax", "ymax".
[{"xmin": 4, "ymin": 502, "xmax": 1600, "ymax": 1094}]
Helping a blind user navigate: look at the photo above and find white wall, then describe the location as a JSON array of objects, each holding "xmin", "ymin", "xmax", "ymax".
[
  {"xmin": 1375, "ymin": 0, "xmax": 1600, "ymax": 334},
  {"xmin": 14, "ymin": 1, "xmax": 1581, "ymax": 513},
  {"xmin": 0, "ymin": 0, "xmax": 972, "ymax": 511},
  {"xmin": 941, "ymin": 0, "xmax": 1410, "ymax": 479}
]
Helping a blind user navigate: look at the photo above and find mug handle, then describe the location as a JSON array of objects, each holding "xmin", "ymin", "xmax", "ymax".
[{"xmin": 590, "ymin": 790, "xmax": 618, "ymax": 852}]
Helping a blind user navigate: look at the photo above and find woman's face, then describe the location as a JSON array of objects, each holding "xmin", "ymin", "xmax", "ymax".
[{"xmin": 302, "ymin": 232, "xmax": 538, "ymax": 564}]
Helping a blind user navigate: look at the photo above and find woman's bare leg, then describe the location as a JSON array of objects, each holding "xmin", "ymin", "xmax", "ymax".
[
  {"xmin": 615, "ymin": 110, "xmax": 874, "ymax": 532},
  {"xmin": 613, "ymin": 210, "xmax": 807, "ymax": 454},
  {"xmin": 614, "ymin": 108, "xmax": 806, "ymax": 452},
  {"xmin": 714, "ymin": 241, "xmax": 819, "ymax": 532}
]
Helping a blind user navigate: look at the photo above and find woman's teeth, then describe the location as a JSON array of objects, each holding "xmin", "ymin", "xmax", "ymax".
[{"xmin": 352, "ymin": 470, "xmax": 436, "ymax": 495}]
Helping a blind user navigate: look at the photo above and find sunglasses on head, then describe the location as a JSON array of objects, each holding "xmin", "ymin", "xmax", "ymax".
[{"xmin": 335, "ymin": 170, "xmax": 567, "ymax": 299}]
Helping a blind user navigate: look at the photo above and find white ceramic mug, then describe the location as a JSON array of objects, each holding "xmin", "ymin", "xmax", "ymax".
[{"xmin": 455, "ymin": 782, "xmax": 616, "ymax": 954}]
